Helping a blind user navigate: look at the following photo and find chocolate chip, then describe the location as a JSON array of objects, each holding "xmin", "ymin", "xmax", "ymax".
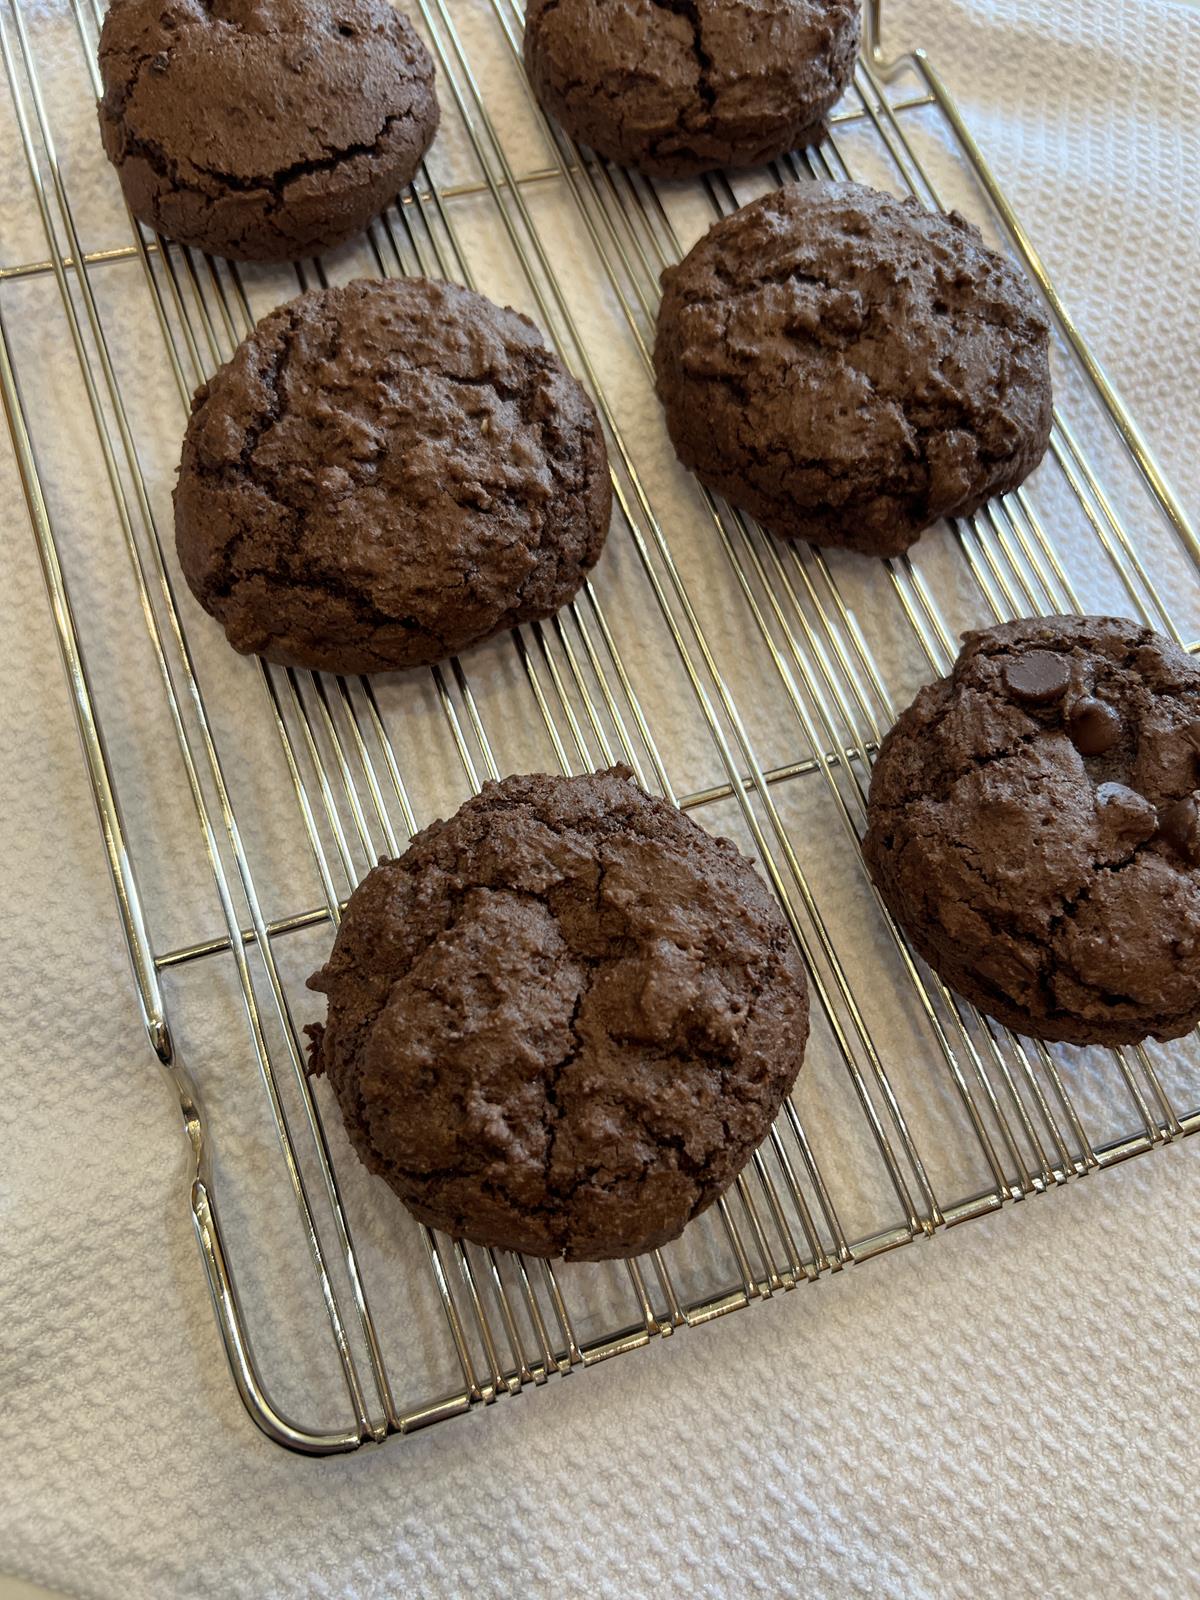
[
  {"xmin": 149, "ymin": 50, "xmax": 169, "ymax": 73},
  {"xmin": 1068, "ymin": 696, "xmax": 1122, "ymax": 756},
  {"xmin": 1004, "ymin": 650, "xmax": 1070, "ymax": 706},
  {"xmin": 1158, "ymin": 795, "xmax": 1200, "ymax": 865}
]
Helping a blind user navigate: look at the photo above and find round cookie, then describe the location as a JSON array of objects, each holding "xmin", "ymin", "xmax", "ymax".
[
  {"xmin": 97, "ymin": 0, "xmax": 439, "ymax": 261},
  {"xmin": 654, "ymin": 182, "xmax": 1053, "ymax": 557},
  {"xmin": 523, "ymin": 0, "xmax": 860, "ymax": 178},
  {"xmin": 174, "ymin": 276, "xmax": 612, "ymax": 673},
  {"xmin": 863, "ymin": 616, "xmax": 1200, "ymax": 1046},
  {"xmin": 307, "ymin": 766, "xmax": 810, "ymax": 1260}
]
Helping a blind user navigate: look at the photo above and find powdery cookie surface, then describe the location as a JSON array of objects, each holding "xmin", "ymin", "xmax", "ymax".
[
  {"xmin": 654, "ymin": 183, "xmax": 1053, "ymax": 556},
  {"xmin": 98, "ymin": 0, "xmax": 439, "ymax": 260},
  {"xmin": 523, "ymin": 0, "xmax": 860, "ymax": 178},
  {"xmin": 864, "ymin": 617, "xmax": 1200, "ymax": 1045},
  {"xmin": 175, "ymin": 276, "xmax": 611, "ymax": 672},
  {"xmin": 307, "ymin": 767, "xmax": 810, "ymax": 1260}
]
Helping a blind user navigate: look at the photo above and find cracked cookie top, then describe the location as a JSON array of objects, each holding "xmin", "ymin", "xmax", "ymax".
[
  {"xmin": 863, "ymin": 617, "xmax": 1200, "ymax": 1046},
  {"xmin": 97, "ymin": 0, "xmax": 439, "ymax": 260},
  {"xmin": 174, "ymin": 276, "xmax": 612, "ymax": 673},
  {"xmin": 307, "ymin": 766, "xmax": 809, "ymax": 1259},
  {"xmin": 653, "ymin": 182, "xmax": 1053, "ymax": 556},
  {"xmin": 523, "ymin": 0, "xmax": 859, "ymax": 178}
]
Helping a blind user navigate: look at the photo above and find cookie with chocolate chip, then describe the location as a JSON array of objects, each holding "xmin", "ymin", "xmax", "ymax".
[
  {"xmin": 97, "ymin": 0, "xmax": 439, "ymax": 261},
  {"xmin": 863, "ymin": 616, "xmax": 1200, "ymax": 1045},
  {"xmin": 307, "ymin": 766, "xmax": 809, "ymax": 1259},
  {"xmin": 653, "ymin": 183, "xmax": 1053, "ymax": 556},
  {"xmin": 523, "ymin": 0, "xmax": 860, "ymax": 178},
  {"xmin": 174, "ymin": 276, "xmax": 611, "ymax": 672}
]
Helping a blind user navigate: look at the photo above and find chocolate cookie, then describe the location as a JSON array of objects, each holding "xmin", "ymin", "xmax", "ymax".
[
  {"xmin": 863, "ymin": 617, "xmax": 1200, "ymax": 1045},
  {"xmin": 523, "ymin": 0, "xmax": 860, "ymax": 178},
  {"xmin": 654, "ymin": 183, "xmax": 1053, "ymax": 557},
  {"xmin": 307, "ymin": 767, "xmax": 809, "ymax": 1259},
  {"xmin": 174, "ymin": 276, "xmax": 612, "ymax": 673},
  {"xmin": 97, "ymin": 0, "xmax": 439, "ymax": 261}
]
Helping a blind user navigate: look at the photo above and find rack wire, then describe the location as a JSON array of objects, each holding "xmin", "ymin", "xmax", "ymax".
[{"xmin": 2, "ymin": 0, "xmax": 1197, "ymax": 1452}]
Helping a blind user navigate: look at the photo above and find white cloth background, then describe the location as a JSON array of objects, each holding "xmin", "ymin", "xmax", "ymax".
[{"xmin": 3, "ymin": 1, "xmax": 1200, "ymax": 1595}]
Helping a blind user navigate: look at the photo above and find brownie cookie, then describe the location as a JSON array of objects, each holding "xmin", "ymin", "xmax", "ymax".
[
  {"xmin": 863, "ymin": 616, "xmax": 1200, "ymax": 1045},
  {"xmin": 523, "ymin": 0, "xmax": 860, "ymax": 178},
  {"xmin": 654, "ymin": 183, "xmax": 1053, "ymax": 557},
  {"xmin": 307, "ymin": 767, "xmax": 809, "ymax": 1259},
  {"xmin": 97, "ymin": 0, "xmax": 439, "ymax": 261},
  {"xmin": 175, "ymin": 276, "xmax": 612, "ymax": 673}
]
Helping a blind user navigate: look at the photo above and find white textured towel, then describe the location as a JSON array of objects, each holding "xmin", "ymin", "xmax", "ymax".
[{"xmin": 2, "ymin": 1, "xmax": 1199, "ymax": 1596}]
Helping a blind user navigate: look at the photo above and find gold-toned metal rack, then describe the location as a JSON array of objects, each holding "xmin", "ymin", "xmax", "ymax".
[{"xmin": 2, "ymin": 0, "xmax": 1196, "ymax": 1452}]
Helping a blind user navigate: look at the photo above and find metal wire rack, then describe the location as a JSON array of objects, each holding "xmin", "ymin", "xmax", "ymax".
[{"xmin": 3, "ymin": 0, "xmax": 1197, "ymax": 1453}]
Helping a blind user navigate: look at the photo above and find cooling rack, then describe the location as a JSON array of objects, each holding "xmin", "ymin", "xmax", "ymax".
[{"xmin": 3, "ymin": 0, "xmax": 1198, "ymax": 1453}]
